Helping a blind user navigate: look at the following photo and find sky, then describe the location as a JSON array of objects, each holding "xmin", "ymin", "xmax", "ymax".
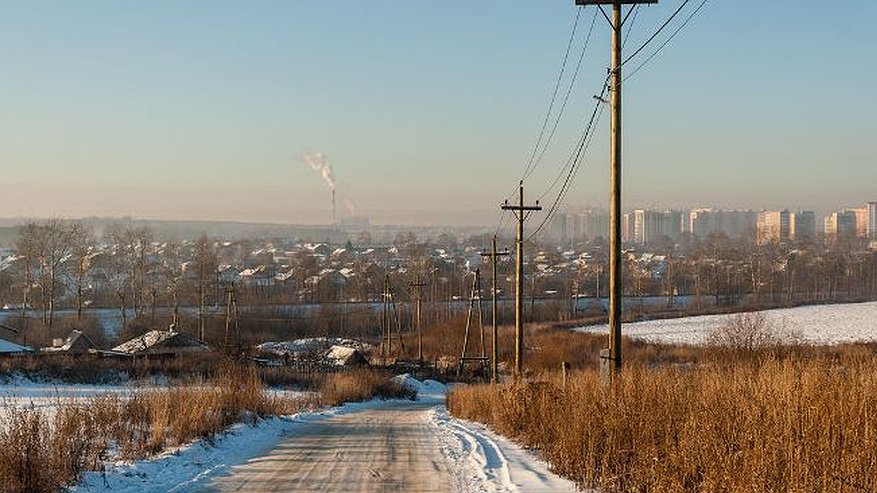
[{"xmin": 0, "ymin": 1, "xmax": 875, "ymax": 226}]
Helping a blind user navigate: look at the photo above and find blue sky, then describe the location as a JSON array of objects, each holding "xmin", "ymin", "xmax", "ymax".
[{"xmin": 0, "ymin": 1, "xmax": 874, "ymax": 225}]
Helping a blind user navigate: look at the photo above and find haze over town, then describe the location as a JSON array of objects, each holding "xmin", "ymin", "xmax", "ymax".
[{"xmin": 1, "ymin": 1, "xmax": 874, "ymax": 226}]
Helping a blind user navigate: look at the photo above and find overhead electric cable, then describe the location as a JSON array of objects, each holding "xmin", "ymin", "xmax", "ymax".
[
  {"xmin": 519, "ymin": 8, "xmax": 584, "ymax": 184},
  {"xmin": 624, "ymin": 0, "xmax": 709, "ymax": 82},
  {"xmin": 621, "ymin": 0, "xmax": 691, "ymax": 68}
]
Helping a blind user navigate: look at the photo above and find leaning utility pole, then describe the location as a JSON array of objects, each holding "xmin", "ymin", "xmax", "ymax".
[
  {"xmin": 501, "ymin": 182, "xmax": 541, "ymax": 376},
  {"xmin": 410, "ymin": 275, "xmax": 429, "ymax": 362},
  {"xmin": 576, "ymin": 0, "xmax": 656, "ymax": 378},
  {"xmin": 481, "ymin": 235, "xmax": 510, "ymax": 383}
]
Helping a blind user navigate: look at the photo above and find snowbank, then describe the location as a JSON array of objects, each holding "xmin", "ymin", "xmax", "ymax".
[
  {"xmin": 392, "ymin": 373, "xmax": 447, "ymax": 402},
  {"xmin": 431, "ymin": 407, "xmax": 583, "ymax": 492}
]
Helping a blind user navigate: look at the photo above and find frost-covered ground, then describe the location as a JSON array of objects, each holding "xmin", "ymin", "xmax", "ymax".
[
  {"xmin": 575, "ymin": 300, "xmax": 877, "ymax": 346},
  {"xmin": 71, "ymin": 375, "xmax": 579, "ymax": 493}
]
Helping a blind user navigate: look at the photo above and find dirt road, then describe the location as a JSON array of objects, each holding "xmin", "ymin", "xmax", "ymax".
[{"xmin": 196, "ymin": 400, "xmax": 451, "ymax": 493}]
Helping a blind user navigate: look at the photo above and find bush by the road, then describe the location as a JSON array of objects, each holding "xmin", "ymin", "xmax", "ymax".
[{"xmin": 319, "ymin": 369, "xmax": 416, "ymax": 407}]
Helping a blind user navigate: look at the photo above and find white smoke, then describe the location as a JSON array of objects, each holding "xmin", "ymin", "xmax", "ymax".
[
  {"xmin": 342, "ymin": 198, "xmax": 357, "ymax": 215},
  {"xmin": 301, "ymin": 151, "xmax": 336, "ymax": 191}
]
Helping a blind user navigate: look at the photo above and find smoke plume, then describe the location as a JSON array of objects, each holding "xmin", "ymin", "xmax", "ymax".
[{"xmin": 301, "ymin": 151, "xmax": 336, "ymax": 191}]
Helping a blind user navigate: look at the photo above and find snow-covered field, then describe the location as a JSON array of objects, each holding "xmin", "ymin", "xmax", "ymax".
[
  {"xmin": 70, "ymin": 375, "xmax": 578, "ymax": 493},
  {"xmin": 575, "ymin": 300, "xmax": 877, "ymax": 346},
  {"xmin": 0, "ymin": 378, "xmax": 142, "ymax": 416}
]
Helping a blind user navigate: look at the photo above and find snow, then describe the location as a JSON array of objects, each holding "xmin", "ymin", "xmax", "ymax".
[
  {"xmin": 575, "ymin": 301, "xmax": 877, "ymax": 346},
  {"xmin": 392, "ymin": 373, "xmax": 448, "ymax": 402},
  {"xmin": 71, "ymin": 399, "xmax": 399, "ymax": 493},
  {"xmin": 256, "ymin": 337, "xmax": 372, "ymax": 358},
  {"xmin": 432, "ymin": 408, "xmax": 583, "ymax": 493},
  {"xmin": 0, "ymin": 338, "xmax": 31, "ymax": 353},
  {"xmin": 0, "ymin": 378, "xmax": 146, "ymax": 425},
  {"xmin": 113, "ymin": 330, "xmax": 177, "ymax": 353},
  {"xmin": 70, "ymin": 376, "xmax": 580, "ymax": 493}
]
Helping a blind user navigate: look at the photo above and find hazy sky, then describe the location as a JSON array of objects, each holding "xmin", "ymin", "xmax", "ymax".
[{"xmin": 1, "ymin": 1, "xmax": 875, "ymax": 226}]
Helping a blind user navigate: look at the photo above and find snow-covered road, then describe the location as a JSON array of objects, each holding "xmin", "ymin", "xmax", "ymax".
[
  {"xmin": 200, "ymin": 400, "xmax": 452, "ymax": 492},
  {"xmin": 72, "ymin": 379, "xmax": 579, "ymax": 493}
]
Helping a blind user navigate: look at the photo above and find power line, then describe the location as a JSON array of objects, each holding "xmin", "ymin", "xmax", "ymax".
[
  {"xmin": 527, "ymin": 4, "xmax": 637, "ymax": 222},
  {"xmin": 524, "ymin": 9, "xmax": 599, "ymax": 183},
  {"xmin": 530, "ymin": 78, "xmax": 609, "ymax": 240},
  {"xmin": 625, "ymin": 0, "xmax": 709, "ymax": 82},
  {"xmin": 622, "ymin": 4, "xmax": 641, "ymax": 50},
  {"xmin": 520, "ymin": 8, "xmax": 584, "ymax": 184},
  {"xmin": 621, "ymin": 0, "xmax": 692, "ymax": 68}
]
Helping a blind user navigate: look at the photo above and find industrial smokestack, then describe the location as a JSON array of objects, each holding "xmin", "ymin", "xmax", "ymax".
[{"xmin": 301, "ymin": 151, "xmax": 337, "ymax": 226}]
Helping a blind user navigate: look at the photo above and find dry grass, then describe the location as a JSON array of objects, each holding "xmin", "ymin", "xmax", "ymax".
[
  {"xmin": 448, "ymin": 350, "xmax": 877, "ymax": 493},
  {"xmin": 319, "ymin": 369, "xmax": 416, "ymax": 407},
  {"xmin": 0, "ymin": 363, "xmax": 314, "ymax": 493}
]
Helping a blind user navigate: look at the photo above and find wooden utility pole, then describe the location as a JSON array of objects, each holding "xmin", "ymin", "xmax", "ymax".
[
  {"xmin": 410, "ymin": 275, "xmax": 429, "ymax": 362},
  {"xmin": 224, "ymin": 283, "xmax": 239, "ymax": 354},
  {"xmin": 501, "ymin": 182, "xmax": 541, "ymax": 376},
  {"xmin": 576, "ymin": 0, "xmax": 656, "ymax": 378},
  {"xmin": 481, "ymin": 235, "xmax": 509, "ymax": 383},
  {"xmin": 381, "ymin": 274, "xmax": 390, "ymax": 357}
]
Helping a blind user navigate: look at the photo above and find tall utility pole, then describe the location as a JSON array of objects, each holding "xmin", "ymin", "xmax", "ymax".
[
  {"xmin": 382, "ymin": 274, "xmax": 391, "ymax": 357},
  {"xmin": 576, "ymin": 0, "xmax": 656, "ymax": 378},
  {"xmin": 410, "ymin": 275, "xmax": 429, "ymax": 362},
  {"xmin": 501, "ymin": 182, "xmax": 541, "ymax": 376},
  {"xmin": 224, "ymin": 283, "xmax": 239, "ymax": 354},
  {"xmin": 481, "ymin": 235, "xmax": 510, "ymax": 383}
]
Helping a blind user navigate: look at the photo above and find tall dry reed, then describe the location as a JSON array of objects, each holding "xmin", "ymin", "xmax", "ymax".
[
  {"xmin": 0, "ymin": 363, "xmax": 313, "ymax": 493},
  {"xmin": 448, "ymin": 353, "xmax": 877, "ymax": 493}
]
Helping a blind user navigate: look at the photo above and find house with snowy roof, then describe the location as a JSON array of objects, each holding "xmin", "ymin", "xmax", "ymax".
[{"xmin": 42, "ymin": 330, "xmax": 96, "ymax": 354}]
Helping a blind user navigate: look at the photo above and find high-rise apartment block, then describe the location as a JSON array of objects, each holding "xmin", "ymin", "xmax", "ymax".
[
  {"xmin": 688, "ymin": 209, "xmax": 757, "ymax": 239},
  {"xmin": 869, "ymin": 202, "xmax": 877, "ymax": 240},
  {"xmin": 793, "ymin": 211, "xmax": 817, "ymax": 240},
  {"xmin": 851, "ymin": 207, "xmax": 869, "ymax": 238},
  {"xmin": 824, "ymin": 210, "xmax": 857, "ymax": 239},
  {"xmin": 620, "ymin": 209, "xmax": 684, "ymax": 246},
  {"xmin": 757, "ymin": 210, "xmax": 793, "ymax": 244}
]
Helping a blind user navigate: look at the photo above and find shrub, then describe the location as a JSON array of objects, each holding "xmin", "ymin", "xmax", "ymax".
[{"xmin": 319, "ymin": 369, "xmax": 416, "ymax": 407}]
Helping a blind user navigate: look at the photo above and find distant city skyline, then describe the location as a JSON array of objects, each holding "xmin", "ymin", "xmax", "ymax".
[{"xmin": 1, "ymin": 1, "xmax": 875, "ymax": 226}]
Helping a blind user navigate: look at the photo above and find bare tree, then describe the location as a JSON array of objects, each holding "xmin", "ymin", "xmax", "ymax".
[
  {"xmin": 108, "ymin": 224, "xmax": 153, "ymax": 318},
  {"xmin": 192, "ymin": 235, "xmax": 218, "ymax": 341},
  {"xmin": 18, "ymin": 219, "xmax": 77, "ymax": 327},
  {"xmin": 70, "ymin": 222, "xmax": 96, "ymax": 319}
]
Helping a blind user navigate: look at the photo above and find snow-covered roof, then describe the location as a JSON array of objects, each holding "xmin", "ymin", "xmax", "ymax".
[
  {"xmin": 42, "ymin": 330, "xmax": 94, "ymax": 353},
  {"xmin": 256, "ymin": 338, "xmax": 372, "ymax": 358},
  {"xmin": 113, "ymin": 329, "xmax": 208, "ymax": 354},
  {"xmin": 0, "ymin": 338, "xmax": 31, "ymax": 354},
  {"xmin": 324, "ymin": 345, "xmax": 367, "ymax": 366}
]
